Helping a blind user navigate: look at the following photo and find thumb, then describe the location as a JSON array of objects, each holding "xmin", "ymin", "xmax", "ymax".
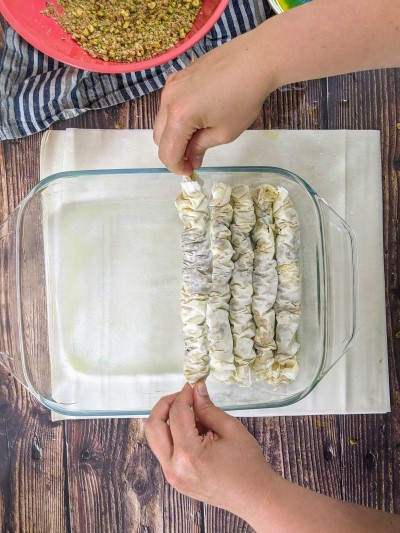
[
  {"xmin": 193, "ymin": 381, "xmax": 238, "ymax": 437},
  {"xmin": 185, "ymin": 128, "xmax": 231, "ymax": 170}
]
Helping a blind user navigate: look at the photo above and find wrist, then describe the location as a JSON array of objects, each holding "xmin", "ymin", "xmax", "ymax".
[
  {"xmin": 233, "ymin": 467, "xmax": 283, "ymax": 530},
  {"xmin": 251, "ymin": 15, "xmax": 292, "ymax": 94}
]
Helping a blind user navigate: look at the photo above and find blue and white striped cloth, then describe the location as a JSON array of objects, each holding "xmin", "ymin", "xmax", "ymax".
[{"xmin": 0, "ymin": 0, "xmax": 271, "ymax": 140}]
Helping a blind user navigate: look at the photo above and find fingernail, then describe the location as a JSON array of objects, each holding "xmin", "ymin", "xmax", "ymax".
[
  {"xmin": 192, "ymin": 155, "xmax": 203, "ymax": 169},
  {"xmin": 196, "ymin": 381, "xmax": 208, "ymax": 396}
]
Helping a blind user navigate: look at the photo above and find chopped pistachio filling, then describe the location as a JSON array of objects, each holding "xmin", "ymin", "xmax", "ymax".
[{"xmin": 42, "ymin": 0, "xmax": 202, "ymax": 62}]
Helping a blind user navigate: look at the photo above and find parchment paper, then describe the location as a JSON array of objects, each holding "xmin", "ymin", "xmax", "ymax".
[{"xmin": 40, "ymin": 128, "xmax": 389, "ymax": 419}]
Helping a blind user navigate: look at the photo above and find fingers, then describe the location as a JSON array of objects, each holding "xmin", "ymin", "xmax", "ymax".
[
  {"xmin": 169, "ymin": 383, "xmax": 202, "ymax": 448},
  {"xmin": 193, "ymin": 381, "xmax": 239, "ymax": 438},
  {"xmin": 157, "ymin": 115, "xmax": 197, "ymax": 176},
  {"xmin": 185, "ymin": 128, "xmax": 232, "ymax": 170},
  {"xmin": 153, "ymin": 70, "xmax": 179, "ymax": 148},
  {"xmin": 145, "ymin": 391, "xmax": 180, "ymax": 463},
  {"xmin": 157, "ymin": 120, "xmax": 230, "ymax": 175},
  {"xmin": 154, "ymin": 72, "xmax": 203, "ymax": 175}
]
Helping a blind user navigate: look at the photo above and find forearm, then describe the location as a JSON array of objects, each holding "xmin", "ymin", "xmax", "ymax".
[
  {"xmin": 253, "ymin": 0, "xmax": 400, "ymax": 93},
  {"xmin": 239, "ymin": 474, "xmax": 400, "ymax": 533},
  {"xmin": 154, "ymin": 0, "xmax": 400, "ymax": 173}
]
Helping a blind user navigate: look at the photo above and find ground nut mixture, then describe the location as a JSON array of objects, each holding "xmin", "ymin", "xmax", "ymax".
[{"xmin": 43, "ymin": 0, "xmax": 202, "ymax": 62}]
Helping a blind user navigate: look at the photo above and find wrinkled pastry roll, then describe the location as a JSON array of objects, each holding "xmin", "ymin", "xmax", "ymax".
[
  {"xmin": 272, "ymin": 186, "xmax": 301, "ymax": 383},
  {"xmin": 176, "ymin": 177, "xmax": 212, "ymax": 384},
  {"xmin": 251, "ymin": 185, "xmax": 279, "ymax": 381},
  {"xmin": 207, "ymin": 183, "xmax": 236, "ymax": 382},
  {"xmin": 229, "ymin": 184, "xmax": 256, "ymax": 386}
]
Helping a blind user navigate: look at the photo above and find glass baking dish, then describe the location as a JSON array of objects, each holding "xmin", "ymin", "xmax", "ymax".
[{"xmin": 0, "ymin": 167, "xmax": 358, "ymax": 416}]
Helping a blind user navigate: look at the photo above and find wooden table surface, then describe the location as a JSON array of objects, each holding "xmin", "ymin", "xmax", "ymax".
[{"xmin": 0, "ymin": 19, "xmax": 400, "ymax": 533}]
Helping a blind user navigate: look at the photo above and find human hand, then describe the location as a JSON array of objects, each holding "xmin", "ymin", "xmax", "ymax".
[
  {"xmin": 154, "ymin": 0, "xmax": 400, "ymax": 177},
  {"xmin": 146, "ymin": 381, "xmax": 400, "ymax": 533},
  {"xmin": 153, "ymin": 27, "xmax": 278, "ymax": 175},
  {"xmin": 145, "ymin": 381, "xmax": 278, "ymax": 519}
]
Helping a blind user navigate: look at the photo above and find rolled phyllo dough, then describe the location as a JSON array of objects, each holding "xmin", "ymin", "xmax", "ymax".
[
  {"xmin": 176, "ymin": 177, "xmax": 212, "ymax": 384},
  {"xmin": 207, "ymin": 183, "xmax": 236, "ymax": 382},
  {"xmin": 251, "ymin": 184, "xmax": 279, "ymax": 381},
  {"xmin": 229, "ymin": 184, "xmax": 256, "ymax": 386},
  {"xmin": 273, "ymin": 186, "xmax": 301, "ymax": 383}
]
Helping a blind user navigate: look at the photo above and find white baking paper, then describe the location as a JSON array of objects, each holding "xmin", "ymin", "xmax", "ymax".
[{"xmin": 40, "ymin": 128, "xmax": 389, "ymax": 419}]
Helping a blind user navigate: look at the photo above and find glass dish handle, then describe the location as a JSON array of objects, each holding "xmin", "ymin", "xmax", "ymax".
[
  {"xmin": 0, "ymin": 224, "xmax": 14, "ymax": 372},
  {"xmin": 318, "ymin": 198, "xmax": 359, "ymax": 376},
  {"xmin": 0, "ymin": 214, "xmax": 26, "ymax": 387}
]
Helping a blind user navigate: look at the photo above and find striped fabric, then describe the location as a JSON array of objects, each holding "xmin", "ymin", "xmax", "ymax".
[{"xmin": 0, "ymin": 0, "xmax": 271, "ymax": 140}]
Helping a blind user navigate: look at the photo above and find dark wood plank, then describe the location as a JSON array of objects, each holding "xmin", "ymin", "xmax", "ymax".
[
  {"xmin": 276, "ymin": 415, "xmax": 342, "ymax": 497},
  {"xmin": 130, "ymin": 91, "xmax": 161, "ymax": 129},
  {"xmin": 65, "ymin": 418, "xmax": 202, "ymax": 533},
  {"xmin": 327, "ymin": 68, "xmax": 400, "ymax": 513},
  {"xmin": 265, "ymin": 79, "xmax": 328, "ymax": 130},
  {"xmin": 2, "ymin": 135, "xmax": 42, "ymax": 207},
  {"xmin": 204, "ymin": 505, "xmax": 255, "ymax": 533},
  {"xmin": 65, "ymin": 419, "xmax": 162, "ymax": 532},
  {"xmin": 339, "ymin": 414, "xmax": 395, "ymax": 510},
  {"xmin": 162, "ymin": 484, "xmax": 203, "ymax": 533},
  {"xmin": 0, "ymin": 121, "xmax": 69, "ymax": 531},
  {"xmin": 0, "ymin": 375, "xmax": 68, "ymax": 533},
  {"xmin": 51, "ymin": 101, "xmax": 131, "ymax": 132}
]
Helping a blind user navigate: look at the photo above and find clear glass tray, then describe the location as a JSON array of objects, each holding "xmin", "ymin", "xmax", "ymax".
[{"xmin": 0, "ymin": 167, "xmax": 358, "ymax": 416}]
